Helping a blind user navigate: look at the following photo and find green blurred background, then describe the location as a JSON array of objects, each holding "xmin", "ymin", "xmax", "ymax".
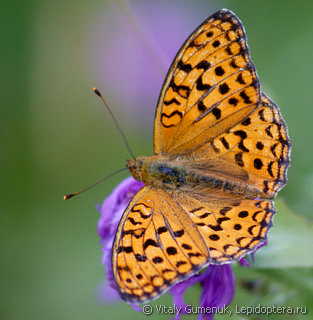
[{"xmin": 2, "ymin": 0, "xmax": 313, "ymax": 319}]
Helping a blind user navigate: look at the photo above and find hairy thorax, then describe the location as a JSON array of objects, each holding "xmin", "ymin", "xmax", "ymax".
[{"xmin": 126, "ymin": 155, "xmax": 265, "ymax": 199}]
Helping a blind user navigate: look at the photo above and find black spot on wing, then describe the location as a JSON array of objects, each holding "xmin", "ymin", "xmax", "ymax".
[
  {"xmin": 220, "ymin": 207, "xmax": 232, "ymax": 215},
  {"xmin": 238, "ymin": 211, "xmax": 248, "ymax": 218},
  {"xmin": 236, "ymin": 73, "xmax": 245, "ymax": 84},
  {"xmin": 133, "ymin": 208, "xmax": 151, "ymax": 219},
  {"xmin": 238, "ymin": 141, "xmax": 249, "ymax": 152},
  {"xmin": 265, "ymin": 125, "xmax": 273, "ymax": 138},
  {"xmin": 263, "ymin": 181, "xmax": 270, "ymax": 194},
  {"xmin": 135, "ymin": 253, "xmax": 147, "ymax": 262},
  {"xmin": 199, "ymin": 212, "xmax": 211, "ymax": 219},
  {"xmin": 229, "ymin": 97, "xmax": 239, "ymax": 106},
  {"xmin": 215, "ymin": 66, "xmax": 225, "ymax": 76},
  {"xmin": 226, "ymin": 47, "xmax": 233, "ymax": 56},
  {"xmin": 157, "ymin": 226, "xmax": 168, "ymax": 234},
  {"xmin": 235, "ymin": 152, "xmax": 244, "ymax": 167},
  {"xmin": 161, "ymin": 110, "xmax": 183, "ymax": 128},
  {"xmin": 197, "ymin": 101, "xmax": 206, "ymax": 112},
  {"xmin": 254, "ymin": 158, "xmax": 263, "ymax": 169},
  {"xmin": 117, "ymin": 246, "xmax": 133, "ymax": 254},
  {"xmin": 152, "ymin": 256, "xmax": 163, "ymax": 264},
  {"xmin": 217, "ymin": 217, "xmax": 231, "ymax": 224},
  {"xmin": 240, "ymin": 90, "xmax": 252, "ymax": 104},
  {"xmin": 196, "ymin": 60, "xmax": 211, "ymax": 70},
  {"xmin": 188, "ymin": 252, "xmax": 202, "ymax": 258},
  {"xmin": 268, "ymin": 161, "xmax": 275, "ymax": 177},
  {"xmin": 220, "ymin": 137, "xmax": 230, "ymax": 149},
  {"xmin": 212, "ymin": 40, "xmax": 220, "ymax": 48},
  {"xmin": 176, "ymin": 261, "xmax": 187, "ymax": 267},
  {"xmin": 196, "ymin": 76, "xmax": 212, "ymax": 91},
  {"xmin": 177, "ymin": 60, "xmax": 192, "ymax": 73},
  {"xmin": 270, "ymin": 143, "xmax": 279, "ymax": 157},
  {"xmin": 258, "ymin": 109, "xmax": 266, "ymax": 121},
  {"xmin": 241, "ymin": 117, "xmax": 251, "ymax": 126},
  {"xmin": 143, "ymin": 239, "xmax": 160, "ymax": 250},
  {"xmin": 182, "ymin": 243, "xmax": 192, "ymax": 250},
  {"xmin": 209, "ymin": 234, "xmax": 220, "ymax": 241},
  {"xmin": 173, "ymin": 230, "xmax": 185, "ymax": 237},
  {"xmin": 190, "ymin": 207, "xmax": 204, "ymax": 213},
  {"xmin": 234, "ymin": 224, "xmax": 242, "ymax": 230},
  {"xmin": 164, "ymin": 98, "xmax": 180, "ymax": 106},
  {"xmin": 209, "ymin": 224, "xmax": 223, "ymax": 231},
  {"xmin": 233, "ymin": 130, "xmax": 247, "ymax": 139},
  {"xmin": 166, "ymin": 247, "xmax": 178, "ymax": 255},
  {"xmin": 128, "ymin": 217, "xmax": 141, "ymax": 225},
  {"xmin": 212, "ymin": 107, "xmax": 221, "ymax": 119},
  {"xmin": 169, "ymin": 79, "xmax": 190, "ymax": 98},
  {"xmin": 219, "ymin": 83, "xmax": 229, "ymax": 94},
  {"xmin": 257, "ymin": 141, "xmax": 264, "ymax": 150}
]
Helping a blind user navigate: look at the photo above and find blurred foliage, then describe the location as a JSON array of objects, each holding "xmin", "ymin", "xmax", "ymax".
[{"xmin": 1, "ymin": 0, "xmax": 313, "ymax": 319}]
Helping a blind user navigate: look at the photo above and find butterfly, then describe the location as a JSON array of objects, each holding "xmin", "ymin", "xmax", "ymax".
[{"xmin": 111, "ymin": 9, "xmax": 290, "ymax": 303}]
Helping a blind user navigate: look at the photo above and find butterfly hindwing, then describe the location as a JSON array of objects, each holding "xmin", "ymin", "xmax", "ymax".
[
  {"xmin": 112, "ymin": 186, "xmax": 211, "ymax": 303},
  {"xmin": 112, "ymin": 186, "xmax": 275, "ymax": 303},
  {"xmin": 154, "ymin": 9, "xmax": 260, "ymax": 155},
  {"xmin": 172, "ymin": 192, "xmax": 275, "ymax": 263}
]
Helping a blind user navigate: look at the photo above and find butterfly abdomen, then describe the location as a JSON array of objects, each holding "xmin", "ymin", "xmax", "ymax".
[{"xmin": 135, "ymin": 156, "xmax": 263, "ymax": 198}]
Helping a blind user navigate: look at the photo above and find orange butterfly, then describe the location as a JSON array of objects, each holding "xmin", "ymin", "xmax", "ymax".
[{"xmin": 111, "ymin": 9, "xmax": 290, "ymax": 303}]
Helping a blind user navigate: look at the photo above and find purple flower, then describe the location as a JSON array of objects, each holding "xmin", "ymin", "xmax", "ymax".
[
  {"xmin": 96, "ymin": 176, "xmax": 144, "ymax": 299},
  {"xmin": 97, "ymin": 177, "xmax": 238, "ymax": 319},
  {"xmin": 169, "ymin": 264, "xmax": 234, "ymax": 320}
]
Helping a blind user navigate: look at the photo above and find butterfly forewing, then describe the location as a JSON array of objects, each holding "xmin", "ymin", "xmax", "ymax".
[
  {"xmin": 207, "ymin": 94, "xmax": 290, "ymax": 198},
  {"xmin": 154, "ymin": 9, "xmax": 260, "ymax": 155}
]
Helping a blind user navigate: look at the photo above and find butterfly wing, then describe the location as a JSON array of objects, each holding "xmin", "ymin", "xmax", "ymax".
[
  {"xmin": 112, "ymin": 186, "xmax": 210, "ymax": 303},
  {"xmin": 112, "ymin": 185, "xmax": 274, "ymax": 303},
  {"xmin": 153, "ymin": 8, "xmax": 290, "ymax": 198},
  {"xmin": 204, "ymin": 93, "xmax": 290, "ymax": 198},
  {"xmin": 168, "ymin": 93, "xmax": 290, "ymax": 198},
  {"xmin": 172, "ymin": 191, "xmax": 275, "ymax": 264},
  {"xmin": 154, "ymin": 9, "xmax": 260, "ymax": 155}
]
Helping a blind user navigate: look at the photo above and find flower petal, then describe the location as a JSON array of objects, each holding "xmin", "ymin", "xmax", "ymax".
[
  {"xmin": 169, "ymin": 264, "xmax": 235, "ymax": 320},
  {"xmin": 199, "ymin": 265, "xmax": 235, "ymax": 319},
  {"xmin": 97, "ymin": 176, "xmax": 144, "ymax": 241},
  {"xmin": 97, "ymin": 177, "xmax": 144, "ymax": 295}
]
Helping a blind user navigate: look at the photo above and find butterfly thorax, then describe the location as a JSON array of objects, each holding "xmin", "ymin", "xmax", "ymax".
[{"xmin": 127, "ymin": 155, "xmax": 264, "ymax": 199}]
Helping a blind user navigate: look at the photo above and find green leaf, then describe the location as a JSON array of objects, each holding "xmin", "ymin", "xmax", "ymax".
[{"xmin": 253, "ymin": 199, "xmax": 313, "ymax": 268}]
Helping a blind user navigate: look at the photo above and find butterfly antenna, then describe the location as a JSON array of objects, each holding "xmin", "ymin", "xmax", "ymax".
[
  {"xmin": 63, "ymin": 167, "xmax": 127, "ymax": 200},
  {"xmin": 93, "ymin": 88, "xmax": 136, "ymax": 160}
]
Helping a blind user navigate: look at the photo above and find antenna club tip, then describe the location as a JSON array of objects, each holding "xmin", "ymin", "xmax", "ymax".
[
  {"xmin": 93, "ymin": 87, "xmax": 101, "ymax": 97},
  {"xmin": 63, "ymin": 194, "xmax": 74, "ymax": 200}
]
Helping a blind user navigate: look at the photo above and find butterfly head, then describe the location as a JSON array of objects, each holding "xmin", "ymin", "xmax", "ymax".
[{"xmin": 126, "ymin": 156, "xmax": 146, "ymax": 182}]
